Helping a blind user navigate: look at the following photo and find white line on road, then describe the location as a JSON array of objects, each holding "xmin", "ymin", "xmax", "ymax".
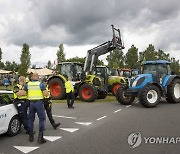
[
  {"xmin": 126, "ymin": 105, "xmax": 131, "ymax": 108},
  {"xmin": 97, "ymin": 116, "xmax": 107, "ymax": 121},
  {"xmin": 114, "ymin": 109, "xmax": 122, "ymax": 113},
  {"xmin": 53, "ymin": 115, "xmax": 77, "ymax": 119}
]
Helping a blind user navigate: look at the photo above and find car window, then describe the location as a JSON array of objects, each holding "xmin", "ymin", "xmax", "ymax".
[{"xmin": 0, "ymin": 94, "xmax": 13, "ymax": 107}]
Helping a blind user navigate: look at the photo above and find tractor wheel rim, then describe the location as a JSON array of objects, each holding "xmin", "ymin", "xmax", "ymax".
[
  {"xmin": 50, "ymin": 83, "xmax": 62, "ymax": 97},
  {"xmin": 81, "ymin": 88, "xmax": 93, "ymax": 99},
  {"xmin": 147, "ymin": 90, "xmax": 158, "ymax": 104},
  {"xmin": 113, "ymin": 84, "xmax": 121, "ymax": 94},
  {"xmin": 174, "ymin": 83, "xmax": 180, "ymax": 99}
]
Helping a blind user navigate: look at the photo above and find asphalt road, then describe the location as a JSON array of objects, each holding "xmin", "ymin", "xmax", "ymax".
[{"xmin": 1, "ymin": 99, "xmax": 180, "ymax": 154}]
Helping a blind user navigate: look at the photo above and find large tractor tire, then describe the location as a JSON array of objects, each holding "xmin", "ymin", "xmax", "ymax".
[
  {"xmin": 78, "ymin": 83, "xmax": 98, "ymax": 102},
  {"xmin": 97, "ymin": 90, "xmax": 108, "ymax": 99},
  {"xmin": 112, "ymin": 83, "xmax": 122, "ymax": 95},
  {"xmin": 48, "ymin": 78, "xmax": 65, "ymax": 100},
  {"xmin": 116, "ymin": 86, "xmax": 135, "ymax": 105},
  {"xmin": 166, "ymin": 78, "xmax": 180, "ymax": 103},
  {"xmin": 139, "ymin": 85, "xmax": 160, "ymax": 108}
]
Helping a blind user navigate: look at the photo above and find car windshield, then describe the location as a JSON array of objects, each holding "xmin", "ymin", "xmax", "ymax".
[{"xmin": 143, "ymin": 64, "xmax": 156, "ymax": 75}]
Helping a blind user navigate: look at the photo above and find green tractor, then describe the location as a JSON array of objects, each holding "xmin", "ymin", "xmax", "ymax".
[
  {"xmin": 94, "ymin": 66, "xmax": 126, "ymax": 95},
  {"xmin": 48, "ymin": 25, "xmax": 124, "ymax": 102},
  {"xmin": 48, "ymin": 62, "xmax": 102, "ymax": 102}
]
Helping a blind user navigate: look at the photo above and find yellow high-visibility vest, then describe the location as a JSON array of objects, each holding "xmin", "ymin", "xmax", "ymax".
[
  {"xmin": 27, "ymin": 81, "xmax": 44, "ymax": 100},
  {"xmin": 44, "ymin": 85, "xmax": 50, "ymax": 99},
  {"xmin": 13, "ymin": 84, "xmax": 27, "ymax": 99},
  {"xmin": 65, "ymin": 81, "xmax": 74, "ymax": 93}
]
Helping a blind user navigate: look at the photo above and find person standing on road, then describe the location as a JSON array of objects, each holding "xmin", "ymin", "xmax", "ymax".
[
  {"xmin": 42, "ymin": 78, "xmax": 60, "ymax": 129},
  {"xmin": 24, "ymin": 73, "xmax": 48, "ymax": 143},
  {"xmin": 65, "ymin": 77, "xmax": 75, "ymax": 109},
  {"xmin": 13, "ymin": 76, "xmax": 29, "ymax": 134}
]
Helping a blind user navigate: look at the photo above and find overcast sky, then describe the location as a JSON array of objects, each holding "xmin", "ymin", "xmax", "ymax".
[{"xmin": 0, "ymin": 0, "xmax": 180, "ymax": 67}]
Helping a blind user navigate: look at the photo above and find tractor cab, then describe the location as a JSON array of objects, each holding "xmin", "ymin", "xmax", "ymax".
[
  {"xmin": 59, "ymin": 62, "xmax": 84, "ymax": 81},
  {"xmin": 142, "ymin": 60, "xmax": 171, "ymax": 84}
]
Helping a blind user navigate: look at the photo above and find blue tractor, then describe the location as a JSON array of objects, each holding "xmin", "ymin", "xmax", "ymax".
[{"xmin": 116, "ymin": 60, "xmax": 180, "ymax": 108}]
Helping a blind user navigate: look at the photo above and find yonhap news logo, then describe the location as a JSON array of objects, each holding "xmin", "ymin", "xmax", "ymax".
[
  {"xmin": 128, "ymin": 132, "xmax": 180, "ymax": 149},
  {"xmin": 128, "ymin": 132, "xmax": 142, "ymax": 148}
]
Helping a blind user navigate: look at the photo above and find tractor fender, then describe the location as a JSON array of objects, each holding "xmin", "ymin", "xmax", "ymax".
[
  {"xmin": 48, "ymin": 75, "xmax": 67, "ymax": 85},
  {"xmin": 151, "ymin": 82, "xmax": 163, "ymax": 95},
  {"xmin": 165, "ymin": 75, "xmax": 180, "ymax": 86}
]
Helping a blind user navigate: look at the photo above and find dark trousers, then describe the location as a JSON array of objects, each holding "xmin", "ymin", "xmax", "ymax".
[
  {"xmin": 15, "ymin": 99, "xmax": 28, "ymax": 130},
  {"xmin": 44, "ymin": 98, "xmax": 55, "ymax": 125},
  {"xmin": 67, "ymin": 91, "xmax": 75, "ymax": 107},
  {"xmin": 28, "ymin": 100, "xmax": 45, "ymax": 132}
]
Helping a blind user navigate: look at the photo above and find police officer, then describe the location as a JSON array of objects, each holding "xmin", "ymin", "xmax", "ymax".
[
  {"xmin": 65, "ymin": 77, "xmax": 75, "ymax": 109},
  {"xmin": 42, "ymin": 78, "xmax": 60, "ymax": 129},
  {"xmin": 13, "ymin": 76, "xmax": 29, "ymax": 133},
  {"xmin": 23, "ymin": 73, "xmax": 48, "ymax": 143}
]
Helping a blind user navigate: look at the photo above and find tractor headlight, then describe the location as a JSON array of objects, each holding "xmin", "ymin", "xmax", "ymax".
[
  {"xmin": 132, "ymin": 77, "xmax": 145, "ymax": 87},
  {"xmin": 132, "ymin": 80, "xmax": 138, "ymax": 87}
]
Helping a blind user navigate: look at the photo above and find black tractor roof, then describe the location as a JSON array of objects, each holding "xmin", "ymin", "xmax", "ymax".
[{"xmin": 143, "ymin": 60, "xmax": 171, "ymax": 65}]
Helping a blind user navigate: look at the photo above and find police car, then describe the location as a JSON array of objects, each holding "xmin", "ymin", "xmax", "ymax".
[{"xmin": 0, "ymin": 90, "xmax": 21, "ymax": 136}]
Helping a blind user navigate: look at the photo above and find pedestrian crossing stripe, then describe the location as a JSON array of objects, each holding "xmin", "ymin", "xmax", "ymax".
[
  {"xmin": 75, "ymin": 122, "xmax": 92, "ymax": 126},
  {"xmin": 14, "ymin": 146, "xmax": 39, "ymax": 154},
  {"xmin": 60, "ymin": 128, "xmax": 79, "ymax": 133},
  {"xmin": 44, "ymin": 136, "xmax": 62, "ymax": 142}
]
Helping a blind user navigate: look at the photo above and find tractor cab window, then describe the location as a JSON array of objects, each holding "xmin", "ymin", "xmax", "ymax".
[
  {"xmin": 124, "ymin": 71, "xmax": 131, "ymax": 78},
  {"xmin": 157, "ymin": 64, "xmax": 168, "ymax": 78},
  {"xmin": 143, "ymin": 64, "xmax": 156, "ymax": 75},
  {"xmin": 73, "ymin": 64, "xmax": 83, "ymax": 81},
  {"xmin": 94, "ymin": 68, "xmax": 105, "ymax": 78},
  {"xmin": 60, "ymin": 64, "xmax": 73, "ymax": 78},
  {"xmin": 109, "ymin": 68, "xmax": 118, "ymax": 76}
]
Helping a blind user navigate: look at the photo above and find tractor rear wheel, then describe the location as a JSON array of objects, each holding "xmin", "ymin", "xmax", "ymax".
[
  {"xmin": 78, "ymin": 83, "xmax": 98, "ymax": 102},
  {"xmin": 166, "ymin": 78, "xmax": 180, "ymax": 103},
  {"xmin": 48, "ymin": 78, "xmax": 65, "ymax": 100},
  {"xmin": 112, "ymin": 83, "xmax": 122, "ymax": 95},
  {"xmin": 116, "ymin": 86, "xmax": 135, "ymax": 105},
  {"xmin": 139, "ymin": 85, "xmax": 160, "ymax": 108}
]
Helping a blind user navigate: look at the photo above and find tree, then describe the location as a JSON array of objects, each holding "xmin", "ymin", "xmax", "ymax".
[
  {"xmin": 125, "ymin": 45, "xmax": 139, "ymax": 69},
  {"xmin": 46, "ymin": 60, "xmax": 52, "ymax": 69},
  {"xmin": 18, "ymin": 43, "xmax": 31, "ymax": 76},
  {"xmin": 140, "ymin": 44, "xmax": 157, "ymax": 61},
  {"xmin": 170, "ymin": 58, "xmax": 179, "ymax": 75},
  {"xmin": 57, "ymin": 44, "xmax": 65, "ymax": 63},
  {"xmin": 106, "ymin": 48, "xmax": 124, "ymax": 68},
  {"xmin": 0, "ymin": 47, "xmax": 4, "ymax": 69}
]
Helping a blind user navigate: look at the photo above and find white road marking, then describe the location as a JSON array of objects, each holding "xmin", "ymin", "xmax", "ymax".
[
  {"xmin": 44, "ymin": 136, "xmax": 62, "ymax": 142},
  {"xmin": 97, "ymin": 116, "xmax": 107, "ymax": 121},
  {"xmin": 126, "ymin": 105, "xmax": 131, "ymax": 108},
  {"xmin": 75, "ymin": 122, "xmax": 92, "ymax": 126},
  {"xmin": 14, "ymin": 146, "xmax": 39, "ymax": 154},
  {"xmin": 53, "ymin": 115, "xmax": 77, "ymax": 119},
  {"xmin": 114, "ymin": 109, "xmax": 122, "ymax": 113},
  {"xmin": 60, "ymin": 128, "xmax": 79, "ymax": 133}
]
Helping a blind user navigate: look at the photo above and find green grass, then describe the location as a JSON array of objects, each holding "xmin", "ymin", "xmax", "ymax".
[{"xmin": 0, "ymin": 86, "xmax": 116, "ymax": 103}]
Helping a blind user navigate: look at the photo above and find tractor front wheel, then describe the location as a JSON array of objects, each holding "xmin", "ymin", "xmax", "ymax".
[
  {"xmin": 48, "ymin": 78, "xmax": 65, "ymax": 100},
  {"xmin": 139, "ymin": 85, "xmax": 160, "ymax": 108},
  {"xmin": 166, "ymin": 78, "xmax": 180, "ymax": 103},
  {"xmin": 116, "ymin": 86, "xmax": 135, "ymax": 105},
  {"xmin": 78, "ymin": 83, "xmax": 98, "ymax": 102}
]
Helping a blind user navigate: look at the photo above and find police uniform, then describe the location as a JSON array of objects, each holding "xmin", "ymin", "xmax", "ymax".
[
  {"xmin": 13, "ymin": 84, "xmax": 29, "ymax": 133},
  {"xmin": 25, "ymin": 80, "xmax": 46, "ymax": 143},
  {"xmin": 65, "ymin": 80, "xmax": 75, "ymax": 108},
  {"xmin": 44, "ymin": 85, "xmax": 60, "ymax": 129}
]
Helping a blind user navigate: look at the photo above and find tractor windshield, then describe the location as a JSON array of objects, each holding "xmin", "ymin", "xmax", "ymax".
[
  {"xmin": 143, "ymin": 64, "xmax": 156, "ymax": 75},
  {"xmin": 60, "ymin": 63, "xmax": 73, "ymax": 78},
  {"xmin": 94, "ymin": 67, "xmax": 105, "ymax": 78}
]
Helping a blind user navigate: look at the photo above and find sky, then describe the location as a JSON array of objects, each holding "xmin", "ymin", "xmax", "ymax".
[{"xmin": 0, "ymin": 0, "xmax": 180, "ymax": 67}]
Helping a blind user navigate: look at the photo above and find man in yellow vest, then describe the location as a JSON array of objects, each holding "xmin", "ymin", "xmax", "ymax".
[
  {"xmin": 13, "ymin": 76, "xmax": 29, "ymax": 134},
  {"xmin": 23, "ymin": 73, "xmax": 49, "ymax": 143},
  {"xmin": 42, "ymin": 78, "xmax": 60, "ymax": 129},
  {"xmin": 65, "ymin": 77, "xmax": 75, "ymax": 108}
]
